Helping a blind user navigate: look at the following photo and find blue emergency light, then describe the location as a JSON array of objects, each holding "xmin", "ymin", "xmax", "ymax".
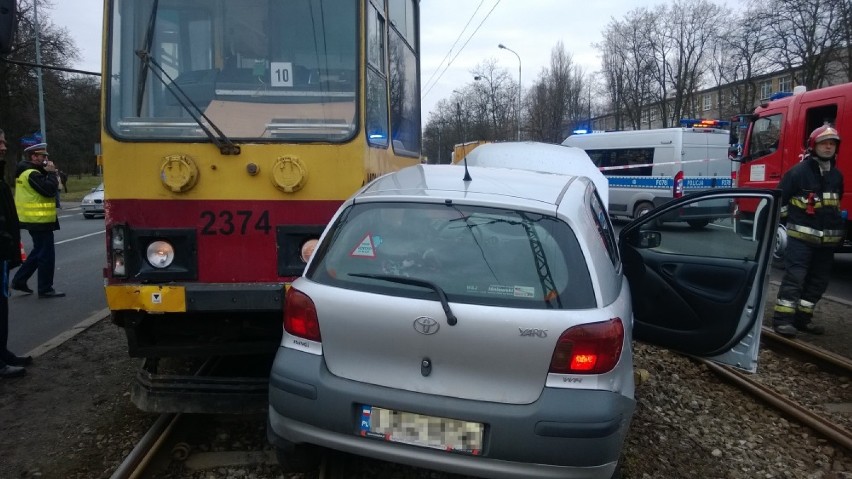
[{"xmin": 768, "ymin": 91, "xmax": 794, "ymax": 101}]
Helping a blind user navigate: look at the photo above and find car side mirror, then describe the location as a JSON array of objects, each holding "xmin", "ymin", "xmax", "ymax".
[{"xmin": 629, "ymin": 230, "xmax": 661, "ymax": 249}]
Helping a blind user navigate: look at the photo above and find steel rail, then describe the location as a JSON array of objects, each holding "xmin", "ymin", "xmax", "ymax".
[
  {"xmin": 760, "ymin": 326, "xmax": 852, "ymax": 373},
  {"xmin": 108, "ymin": 413, "xmax": 181, "ymax": 479},
  {"xmin": 109, "ymin": 357, "xmax": 221, "ymax": 479},
  {"xmin": 701, "ymin": 327, "xmax": 852, "ymax": 453}
]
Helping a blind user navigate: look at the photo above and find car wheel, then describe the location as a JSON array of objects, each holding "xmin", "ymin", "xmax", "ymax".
[
  {"xmin": 772, "ymin": 224, "xmax": 787, "ymax": 268},
  {"xmin": 83, "ymin": 213, "xmax": 94, "ymax": 219},
  {"xmin": 633, "ymin": 202, "xmax": 660, "ymax": 227},
  {"xmin": 686, "ymin": 219, "xmax": 710, "ymax": 229},
  {"xmin": 633, "ymin": 202, "xmax": 653, "ymax": 219},
  {"xmin": 274, "ymin": 443, "xmax": 322, "ymax": 473}
]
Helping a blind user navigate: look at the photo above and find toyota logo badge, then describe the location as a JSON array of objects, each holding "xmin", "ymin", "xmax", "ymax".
[{"xmin": 413, "ymin": 316, "xmax": 440, "ymax": 335}]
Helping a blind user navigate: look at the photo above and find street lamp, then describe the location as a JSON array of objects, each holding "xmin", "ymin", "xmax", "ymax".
[{"xmin": 498, "ymin": 43, "xmax": 521, "ymax": 141}]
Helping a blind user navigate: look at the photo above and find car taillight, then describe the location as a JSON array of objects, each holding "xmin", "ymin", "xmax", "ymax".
[
  {"xmin": 549, "ymin": 318, "xmax": 624, "ymax": 374},
  {"xmin": 673, "ymin": 171, "xmax": 684, "ymax": 199},
  {"xmin": 284, "ymin": 288, "xmax": 321, "ymax": 342}
]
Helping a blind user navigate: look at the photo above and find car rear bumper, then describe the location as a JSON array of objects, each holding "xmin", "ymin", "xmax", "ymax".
[{"xmin": 267, "ymin": 347, "xmax": 634, "ymax": 479}]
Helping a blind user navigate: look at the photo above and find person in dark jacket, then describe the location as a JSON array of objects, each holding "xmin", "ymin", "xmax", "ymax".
[
  {"xmin": 11, "ymin": 142, "xmax": 65, "ymax": 299},
  {"xmin": 0, "ymin": 128, "xmax": 31, "ymax": 378},
  {"xmin": 772, "ymin": 125, "xmax": 845, "ymax": 338}
]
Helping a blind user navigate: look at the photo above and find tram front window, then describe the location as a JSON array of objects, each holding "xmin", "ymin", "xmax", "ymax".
[{"xmin": 108, "ymin": 0, "xmax": 357, "ymax": 141}]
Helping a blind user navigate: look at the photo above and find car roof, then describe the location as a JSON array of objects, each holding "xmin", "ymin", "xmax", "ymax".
[
  {"xmin": 463, "ymin": 141, "xmax": 609, "ymax": 206},
  {"xmin": 357, "ymin": 164, "xmax": 588, "ymax": 209}
]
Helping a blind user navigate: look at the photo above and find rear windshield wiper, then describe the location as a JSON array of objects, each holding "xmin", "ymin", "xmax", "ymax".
[{"xmin": 348, "ymin": 273, "xmax": 458, "ymax": 326}]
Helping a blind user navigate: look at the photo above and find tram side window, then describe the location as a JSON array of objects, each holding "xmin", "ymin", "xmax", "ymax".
[
  {"xmin": 388, "ymin": 0, "xmax": 420, "ymax": 157},
  {"xmin": 366, "ymin": 2, "xmax": 389, "ymax": 147},
  {"xmin": 585, "ymin": 148, "xmax": 654, "ymax": 176}
]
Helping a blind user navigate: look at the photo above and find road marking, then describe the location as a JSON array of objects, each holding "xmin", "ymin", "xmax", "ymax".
[
  {"xmin": 56, "ymin": 230, "xmax": 105, "ymax": 245},
  {"xmin": 58, "ymin": 206, "xmax": 82, "ymax": 219}
]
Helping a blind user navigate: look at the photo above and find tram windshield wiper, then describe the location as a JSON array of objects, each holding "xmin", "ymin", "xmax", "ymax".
[
  {"xmin": 135, "ymin": 51, "xmax": 241, "ymax": 155},
  {"xmin": 348, "ymin": 273, "xmax": 458, "ymax": 326},
  {"xmin": 134, "ymin": 0, "xmax": 239, "ymax": 155}
]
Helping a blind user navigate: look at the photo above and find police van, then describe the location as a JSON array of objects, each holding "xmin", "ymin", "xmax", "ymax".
[{"xmin": 562, "ymin": 121, "xmax": 734, "ymax": 228}]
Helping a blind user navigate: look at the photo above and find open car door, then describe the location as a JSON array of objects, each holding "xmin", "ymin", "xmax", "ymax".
[{"xmin": 619, "ymin": 189, "xmax": 781, "ymax": 372}]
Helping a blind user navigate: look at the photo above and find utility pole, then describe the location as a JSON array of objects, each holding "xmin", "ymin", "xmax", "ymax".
[{"xmin": 34, "ymin": 0, "xmax": 47, "ymax": 142}]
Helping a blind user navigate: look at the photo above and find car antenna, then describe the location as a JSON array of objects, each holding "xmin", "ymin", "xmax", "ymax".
[{"xmin": 462, "ymin": 155, "xmax": 472, "ymax": 182}]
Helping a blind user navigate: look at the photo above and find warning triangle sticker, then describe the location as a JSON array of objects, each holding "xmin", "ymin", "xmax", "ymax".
[{"xmin": 350, "ymin": 234, "xmax": 376, "ymax": 258}]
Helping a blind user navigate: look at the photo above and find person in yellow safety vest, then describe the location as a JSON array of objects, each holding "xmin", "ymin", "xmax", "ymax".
[
  {"xmin": 11, "ymin": 142, "xmax": 65, "ymax": 299},
  {"xmin": 772, "ymin": 125, "xmax": 845, "ymax": 338}
]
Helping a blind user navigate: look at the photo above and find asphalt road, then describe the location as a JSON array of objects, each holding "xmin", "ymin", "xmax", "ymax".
[{"xmin": 8, "ymin": 202, "xmax": 108, "ymax": 356}]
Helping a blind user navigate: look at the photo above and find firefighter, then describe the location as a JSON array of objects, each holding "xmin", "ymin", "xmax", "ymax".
[{"xmin": 773, "ymin": 125, "xmax": 845, "ymax": 338}]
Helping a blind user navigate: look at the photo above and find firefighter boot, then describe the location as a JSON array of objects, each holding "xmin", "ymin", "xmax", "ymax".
[
  {"xmin": 773, "ymin": 323, "xmax": 799, "ymax": 338},
  {"xmin": 793, "ymin": 300, "xmax": 824, "ymax": 335}
]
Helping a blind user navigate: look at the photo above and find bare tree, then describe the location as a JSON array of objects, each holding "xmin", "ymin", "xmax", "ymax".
[
  {"xmin": 525, "ymin": 42, "xmax": 585, "ymax": 143},
  {"xmin": 607, "ymin": 9, "xmax": 657, "ymax": 129},
  {"xmin": 471, "ymin": 59, "xmax": 515, "ymax": 141},
  {"xmin": 660, "ymin": 0, "xmax": 725, "ymax": 124},
  {"xmin": 840, "ymin": 0, "xmax": 852, "ymax": 82},
  {"xmin": 715, "ymin": 5, "xmax": 774, "ymax": 113},
  {"xmin": 755, "ymin": 0, "xmax": 846, "ymax": 89},
  {"xmin": 0, "ymin": 0, "xmax": 95, "ymax": 180}
]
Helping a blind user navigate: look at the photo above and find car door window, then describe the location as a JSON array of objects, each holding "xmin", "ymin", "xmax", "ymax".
[{"xmin": 634, "ymin": 198, "xmax": 759, "ymax": 261}]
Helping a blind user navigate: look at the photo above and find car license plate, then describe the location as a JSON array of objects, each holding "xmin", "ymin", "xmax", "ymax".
[{"xmin": 358, "ymin": 405, "xmax": 483, "ymax": 455}]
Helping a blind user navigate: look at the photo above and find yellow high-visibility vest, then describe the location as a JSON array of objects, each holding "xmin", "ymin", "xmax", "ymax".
[{"xmin": 15, "ymin": 169, "xmax": 56, "ymax": 224}]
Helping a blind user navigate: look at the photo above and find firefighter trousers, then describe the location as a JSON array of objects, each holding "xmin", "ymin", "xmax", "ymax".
[{"xmin": 773, "ymin": 236, "xmax": 834, "ymax": 327}]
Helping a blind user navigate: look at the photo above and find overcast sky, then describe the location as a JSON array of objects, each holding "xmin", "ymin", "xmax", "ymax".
[{"xmin": 50, "ymin": 0, "xmax": 738, "ymax": 124}]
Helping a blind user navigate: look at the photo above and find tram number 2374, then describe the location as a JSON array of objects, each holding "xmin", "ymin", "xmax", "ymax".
[{"xmin": 200, "ymin": 210, "xmax": 272, "ymax": 236}]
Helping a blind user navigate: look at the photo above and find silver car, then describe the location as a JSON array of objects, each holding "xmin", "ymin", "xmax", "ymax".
[
  {"xmin": 268, "ymin": 164, "xmax": 780, "ymax": 479},
  {"xmin": 81, "ymin": 182, "xmax": 104, "ymax": 219}
]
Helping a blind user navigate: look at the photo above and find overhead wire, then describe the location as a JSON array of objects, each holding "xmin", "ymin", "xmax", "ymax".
[
  {"xmin": 421, "ymin": 0, "xmax": 487, "ymax": 94},
  {"xmin": 421, "ymin": 0, "xmax": 501, "ymax": 101}
]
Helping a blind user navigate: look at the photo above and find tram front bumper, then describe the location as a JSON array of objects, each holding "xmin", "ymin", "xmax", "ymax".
[{"xmin": 105, "ymin": 283, "xmax": 285, "ymax": 313}]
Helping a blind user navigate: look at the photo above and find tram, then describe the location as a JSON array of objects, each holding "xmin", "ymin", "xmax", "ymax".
[{"xmin": 100, "ymin": 0, "xmax": 421, "ymax": 412}]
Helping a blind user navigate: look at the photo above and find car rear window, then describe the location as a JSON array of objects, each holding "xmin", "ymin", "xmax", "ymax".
[{"xmin": 307, "ymin": 202, "xmax": 596, "ymax": 309}]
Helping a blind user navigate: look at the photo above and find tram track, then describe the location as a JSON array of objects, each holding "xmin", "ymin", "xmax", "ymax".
[
  {"xmin": 109, "ymin": 413, "xmax": 182, "ymax": 479},
  {"xmin": 703, "ymin": 326, "xmax": 852, "ymax": 453}
]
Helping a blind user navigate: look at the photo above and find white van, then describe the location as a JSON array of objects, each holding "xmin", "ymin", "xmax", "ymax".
[{"xmin": 562, "ymin": 124, "xmax": 734, "ymax": 227}]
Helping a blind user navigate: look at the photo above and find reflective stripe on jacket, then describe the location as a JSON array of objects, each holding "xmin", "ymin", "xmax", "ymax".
[
  {"xmin": 779, "ymin": 155, "xmax": 845, "ymax": 247},
  {"xmin": 15, "ymin": 169, "xmax": 57, "ymax": 224}
]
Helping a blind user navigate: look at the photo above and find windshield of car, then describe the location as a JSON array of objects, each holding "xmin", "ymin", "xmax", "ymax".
[{"xmin": 307, "ymin": 202, "xmax": 596, "ymax": 309}]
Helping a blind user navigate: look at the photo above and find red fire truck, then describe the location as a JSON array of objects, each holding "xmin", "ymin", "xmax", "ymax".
[{"xmin": 732, "ymin": 82, "xmax": 851, "ymax": 260}]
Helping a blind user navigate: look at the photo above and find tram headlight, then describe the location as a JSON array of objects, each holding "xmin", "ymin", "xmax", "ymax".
[
  {"xmin": 146, "ymin": 241, "xmax": 175, "ymax": 268},
  {"xmin": 110, "ymin": 225, "xmax": 128, "ymax": 277},
  {"xmin": 301, "ymin": 239, "xmax": 319, "ymax": 263},
  {"xmin": 111, "ymin": 226, "xmax": 125, "ymax": 249}
]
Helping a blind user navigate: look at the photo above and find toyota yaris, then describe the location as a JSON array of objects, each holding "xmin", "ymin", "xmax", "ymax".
[{"xmin": 268, "ymin": 163, "xmax": 779, "ymax": 479}]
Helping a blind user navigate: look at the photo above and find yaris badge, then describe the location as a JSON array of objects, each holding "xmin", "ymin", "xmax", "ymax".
[{"xmin": 413, "ymin": 316, "xmax": 440, "ymax": 335}]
